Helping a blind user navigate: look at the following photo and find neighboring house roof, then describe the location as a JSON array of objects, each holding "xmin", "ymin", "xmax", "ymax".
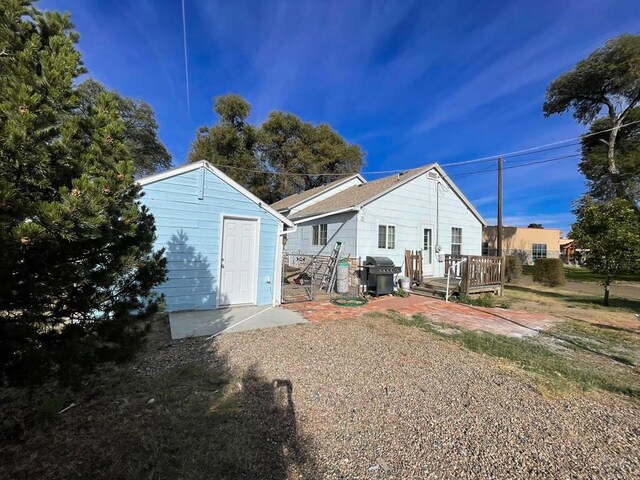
[
  {"xmin": 138, "ymin": 160, "xmax": 294, "ymax": 227},
  {"xmin": 270, "ymin": 173, "xmax": 366, "ymax": 213},
  {"xmin": 286, "ymin": 163, "xmax": 487, "ymax": 226}
]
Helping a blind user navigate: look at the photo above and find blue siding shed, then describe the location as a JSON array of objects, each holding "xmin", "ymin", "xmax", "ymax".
[{"xmin": 138, "ymin": 161, "xmax": 293, "ymax": 312}]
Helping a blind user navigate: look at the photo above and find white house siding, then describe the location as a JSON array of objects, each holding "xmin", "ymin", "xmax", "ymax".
[
  {"xmin": 289, "ymin": 177, "xmax": 364, "ymax": 215},
  {"xmin": 284, "ymin": 211, "xmax": 358, "ymax": 258},
  {"xmin": 356, "ymin": 172, "xmax": 483, "ymax": 276}
]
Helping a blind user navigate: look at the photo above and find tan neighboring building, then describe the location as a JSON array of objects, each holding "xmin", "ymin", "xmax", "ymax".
[{"xmin": 482, "ymin": 226, "xmax": 561, "ymax": 265}]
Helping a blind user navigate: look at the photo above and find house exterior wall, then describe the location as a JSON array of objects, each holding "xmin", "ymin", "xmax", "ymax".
[
  {"xmin": 284, "ymin": 211, "xmax": 358, "ymax": 257},
  {"xmin": 357, "ymin": 172, "xmax": 483, "ymax": 276},
  {"xmin": 289, "ymin": 177, "xmax": 364, "ymax": 215},
  {"xmin": 483, "ymin": 226, "xmax": 561, "ymax": 264},
  {"xmin": 141, "ymin": 167, "xmax": 282, "ymax": 311}
]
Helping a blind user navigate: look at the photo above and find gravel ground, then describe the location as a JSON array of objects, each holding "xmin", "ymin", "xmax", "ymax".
[{"xmin": 205, "ymin": 317, "xmax": 640, "ymax": 480}]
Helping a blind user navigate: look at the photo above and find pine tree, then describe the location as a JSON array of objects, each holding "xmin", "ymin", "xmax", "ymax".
[{"xmin": 0, "ymin": 1, "xmax": 167, "ymax": 385}]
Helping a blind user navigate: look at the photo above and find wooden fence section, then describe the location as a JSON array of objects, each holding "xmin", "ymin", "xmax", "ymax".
[
  {"xmin": 404, "ymin": 250, "xmax": 423, "ymax": 283},
  {"xmin": 444, "ymin": 254, "xmax": 505, "ymax": 295}
]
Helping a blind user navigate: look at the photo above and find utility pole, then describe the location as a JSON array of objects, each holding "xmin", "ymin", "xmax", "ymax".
[{"xmin": 497, "ymin": 157, "xmax": 503, "ymax": 257}]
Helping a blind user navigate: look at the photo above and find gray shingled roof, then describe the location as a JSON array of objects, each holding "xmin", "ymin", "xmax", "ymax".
[
  {"xmin": 270, "ymin": 174, "xmax": 361, "ymax": 212},
  {"xmin": 289, "ymin": 165, "xmax": 433, "ymax": 221}
]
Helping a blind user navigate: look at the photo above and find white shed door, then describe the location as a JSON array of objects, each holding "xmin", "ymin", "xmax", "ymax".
[{"xmin": 220, "ymin": 218, "xmax": 258, "ymax": 305}]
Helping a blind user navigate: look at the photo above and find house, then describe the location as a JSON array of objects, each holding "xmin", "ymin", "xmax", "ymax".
[
  {"xmin": 138, "ymin": 161, "xmax": 294, "ymax": 312},
  {"xmin": 482, "ymin": 225, "xmax": 562, "ymax": 265},
  {"xmin": 559, "ymin": 238, "xmax": 589, "ymax": 265},
  {"xmin": 271, "ymin": 164, "xmax": 486, "ymax": 277}
]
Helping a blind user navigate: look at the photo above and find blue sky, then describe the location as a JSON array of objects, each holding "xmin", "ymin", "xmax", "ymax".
[{"xmin": 42, "ymin": 0, "xmax": 640, "ymax": 235}]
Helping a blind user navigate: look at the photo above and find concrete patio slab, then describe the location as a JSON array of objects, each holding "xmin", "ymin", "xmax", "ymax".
[{"xmin": 169, "ymin": 305, "xmax": 307, "ymax": 340}]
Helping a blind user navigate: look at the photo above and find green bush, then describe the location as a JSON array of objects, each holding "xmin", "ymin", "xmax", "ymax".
[
  {"xmin": 456, "ymin": 293, "xmax": 507, "ymax": 308},
  {"xmin": 505, "ymin": 256, "xmax": 522, "ymax": 284},
  {"xmin": 533, "ymin": 258, "xmax": 566, "ymax": 287},
  {"xmin": 394, "ymin": 288, "xmax": 409, "ymax": 298}
]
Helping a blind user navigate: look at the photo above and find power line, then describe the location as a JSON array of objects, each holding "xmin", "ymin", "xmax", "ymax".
[
  {"xmin": 439, "ymin": 119, "xmax": 640, "ymax": 168},
  {"xmin": 206, "ymin": 119, "xmax": 640, "ymax": 177},
  {"xmin": 443, "ymin": 141, "xmax": 580, "ymax": 168},
  {"xmin": 449, "ymin": 153, "xmax": 582, "ymax": 178},
  {"xmin": 211, "ymin": 152, "xmax": 584, "ymax": 179}
]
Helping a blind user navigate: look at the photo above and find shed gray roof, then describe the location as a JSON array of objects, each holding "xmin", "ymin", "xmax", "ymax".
[{"xmin": 288, "ymin": 165, "xmax": 433, "ymax": 221}]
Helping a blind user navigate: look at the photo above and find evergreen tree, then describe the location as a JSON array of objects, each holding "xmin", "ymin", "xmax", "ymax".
[
  {"xmin": 544, "ymin": 34, "xmax": 640, "ymax": 214},
  {"xmin": 77, "ymin": 79, "xmax": 172, "ymax": 177},
  {"xmin": 579, "ymin": 107, "xmax": 640, "ymax": 206},
  {"xmin": 0, "ymin": 1, "xmax": 167, "ymax": 385}
]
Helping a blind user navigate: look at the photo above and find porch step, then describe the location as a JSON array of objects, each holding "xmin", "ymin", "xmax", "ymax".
[{"xmin": 410, "ymin": 286, "xmax": 446, "ymax": 299}]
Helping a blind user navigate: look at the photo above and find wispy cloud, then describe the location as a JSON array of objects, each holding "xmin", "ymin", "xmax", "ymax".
[{"xmin": 41, "ymin": 0, "xmax": 640, "ymax": 219}]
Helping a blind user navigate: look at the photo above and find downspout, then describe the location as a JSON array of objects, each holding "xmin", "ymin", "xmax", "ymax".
[{"xmin": 435, "ymin": 181, "xmax": 440, "ymax": 254}]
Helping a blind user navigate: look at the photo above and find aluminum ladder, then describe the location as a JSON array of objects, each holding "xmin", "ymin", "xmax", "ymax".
[{"xmin": 320, "ymin": 242, "xmax": 344, "ymax": 293}]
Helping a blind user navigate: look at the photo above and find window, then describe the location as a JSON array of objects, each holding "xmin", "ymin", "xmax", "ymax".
[
  {"xmin": 423, "ymin": 228, "xmax": 432, "ymax": 264},
  {"xmin": 312, "ymin": 224, "xmax": 328, "ymax": 246},
  {"xmin": 451, "ymin": 227, "xmax": 462, "ymax": 256},
  {"xmin": 378, "ymin": 225, "xmax": 396, "ymax": 249},
  {"xmin": 482, "ymin": 241, "xmax": 489, "ymax": 256},
  {"xmin": 532, "ymin": 243, "xmax": 547, "ymax": 261}
]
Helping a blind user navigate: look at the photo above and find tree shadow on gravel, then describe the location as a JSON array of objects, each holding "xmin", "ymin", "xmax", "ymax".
[{"xmin": 0, "ymin": 316, "xmax": 318, "ymax": 480}]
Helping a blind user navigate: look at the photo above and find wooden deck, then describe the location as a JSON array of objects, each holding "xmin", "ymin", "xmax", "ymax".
[
  {"xmin": 412, "ymin": 255, "xmax": 505, "ymax": 298},
  {"xmin": 412, "ymin": 277, "xmax": 502, "ymax": 298}
]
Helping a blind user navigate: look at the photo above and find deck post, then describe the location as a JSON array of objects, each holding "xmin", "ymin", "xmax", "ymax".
[
  {"xmin": 462, "ymin": 255, "xmax": 471, "ymax": 294},
  {"xmin": 499, "ymin": 255, "xmax": 506, "ymax": 296}
]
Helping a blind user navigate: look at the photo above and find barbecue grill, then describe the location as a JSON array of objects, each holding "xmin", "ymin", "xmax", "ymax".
[{"xmin": 363, "ymin": 256, "xmax": 402, "ymax": 296}]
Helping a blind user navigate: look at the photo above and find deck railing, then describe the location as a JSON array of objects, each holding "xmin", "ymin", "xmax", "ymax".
[{"xmin": 444, "ymin": 254, "xmax": 505, "ymax": 295}]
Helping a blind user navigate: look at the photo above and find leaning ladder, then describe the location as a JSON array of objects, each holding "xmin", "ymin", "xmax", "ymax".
[{"xmin": 320, "ymin": 242, "xmax": 344, "ymax": 293}]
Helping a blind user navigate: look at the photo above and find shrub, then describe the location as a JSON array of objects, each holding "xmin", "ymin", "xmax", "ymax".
[
  {"xmin": 512, "ymin": 249, "xmax": 530, "ymax": 265},
  {"xmin": 394, "ymin": 288, "xmax": 409, "ymax": 298},
  {"xmin": 456, "ymin": 293, "xmax": 507, "ymax": 308},
  {"xmin": 505, "ymin": 256, "xmax": 522, "ymax": 284},
  {"xmin": 533, "ymin": 258, "xmax": 566, "ymax": 287}
]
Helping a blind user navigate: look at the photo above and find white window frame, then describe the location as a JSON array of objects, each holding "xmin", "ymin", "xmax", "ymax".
[
  {"xmin": 532, "ymin": 243, "xmax": 547, "ymax": 261},
  {"xmin": 378, "ymin": 224, "xmax": 396, "ymax": 249},
  {"xmin": 422, "ymin": 227, "xmax": 433, "ymax": 264},
  {"xmin": 311, "ymin": 224, "xmax": 328, "ymax": 246},
  {"xmin": 451, "ymin": 227, "xmax": 462, "ymax": 256}
]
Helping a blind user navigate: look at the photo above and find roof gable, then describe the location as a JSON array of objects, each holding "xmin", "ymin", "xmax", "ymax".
[
  {"xmin": 137, "ymin": 161, "xmax": 294, "ymax": 227},
  {"xmin": 270, "ymin": 174, "xmax": 366, "ymax": 212},
  {"xmin": 288, "ymin": 163, "xmax": 487, "ymax": 226},
  {"xmin": 288, "ymin": 165, "xmax": 432, "ymax": 221}
]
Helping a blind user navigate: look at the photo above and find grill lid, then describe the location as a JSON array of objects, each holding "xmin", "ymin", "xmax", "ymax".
[{"xmin": 365, "ymin": 256, "xmax": 395, "ymax": 267}]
